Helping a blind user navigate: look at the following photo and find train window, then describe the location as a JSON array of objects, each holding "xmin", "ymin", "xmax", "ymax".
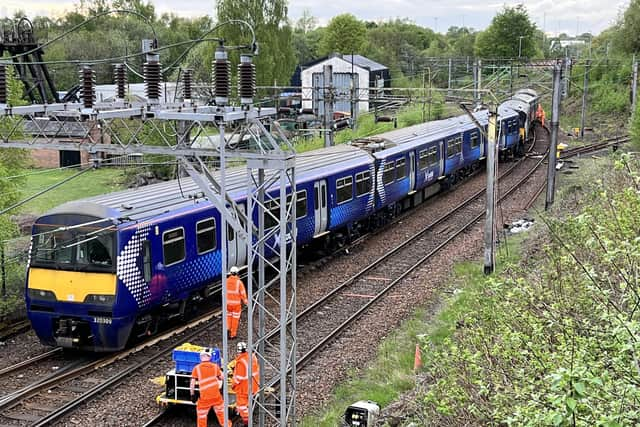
[
  {"xmin": 382, "ymin": 162, "xmax": 395, "ymax": 184},
  {"xmin": 396, "ymin": 158, "xmax": 407, "ymax": 179},
  {"xmin": 143, "ymin": 240, "xmax": 151, "ymax": 282},
  {"xmin": 419, "ymin": 148, "xmax": 438, "ymax": 169},
  {"xmin": 336, "ymin": 176, "xmax": 353, "ymax": 204},
  {"xmin": 294, "ymin": 190, "xmax": 307, "ymax": 218},
  {"xmin": 285, "ymin": 191, "xmax": 307, "ymax": 219},
  {"xmin": 447, "ymin": 136, "xmax": 462, "ymax": 157},
  {"xmin": 228, "ymin": 223, "xmax": 235, "ymax": 241},
  {"xmin": 264, "ymin": 198, "xmax": 279, "ymax": 229},
  {"xmin": 196, "ymin": 218, "xmax": 216, "ymax": 254},
  {"xmin": 470, "ymin": 133, "xmax": 480, "ymax": 149},
  {"xmin": 163, "ymin": 228, "xmax": 185, "ymax": 266},
  {"xmin": 356, "ymin": 171, "xmax": 371, "ymax": 197}
]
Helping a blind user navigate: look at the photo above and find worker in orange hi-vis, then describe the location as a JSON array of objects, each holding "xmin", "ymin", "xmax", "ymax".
[
  {"xmin": 190, "ymin": 349, "xmax": 231, "ymax": 427},
  {"xmin": 536, "ymin": 104, "xmax": 546, "ymax": 127},
  {"xmin": 226, "ymin": 266, "xmax": 248, "ymax": 339},
  {"xmin": 232, "ymin": 341, "xmax": 260, "ymax": 426}
]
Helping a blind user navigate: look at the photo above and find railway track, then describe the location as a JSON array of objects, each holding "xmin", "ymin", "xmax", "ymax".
[
  {"xmin": 525, "ymin": 134, "xmax": 630, "ymax": 209},
  {"xmin": 0, "ymin": 319, "xmax": 31, "ymax": 342},
  {"xmin": 257, "ymin": 131, "xmax": 549, "ymax": 396},
  {"xmin": 0, "ymin": 310, "xmax": 222, "ymax": 426}
]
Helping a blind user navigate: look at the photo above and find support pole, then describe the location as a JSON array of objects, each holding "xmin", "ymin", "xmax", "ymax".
[
  {"xmin": 447, "ymin": 57, "xmax": 452, "ymax": 98},
  {"xmin": 474, "ymin": 59, "xmax": 482, "ymax": 105},
  {"xmin": 546, "ymin": 60, "xmax": 563, "ymax": 210},
  {"xmin": 323, "ymin": 65, "xmax": 334, "ymax": 147},
  {"xmin": 1, "ymin": 243, "xmax": 5, "ymax": 297},
  {"xmin": 220, "ymin": 122, "xmax": 229, "ymax": 427},
  {"xmin": 484, "ymin": 106, "xmax": 498, "ymax": 275},
  {"xmin": 632, "ymin": 59, "xmax": 638, "ymax": 113},
  {"xmin": 580, "ymin": 59, "xmax": 590, "ymax": 139},
  {"xmin": 562, "ymin": 56, "xmax": 570, "ymax": 99}
]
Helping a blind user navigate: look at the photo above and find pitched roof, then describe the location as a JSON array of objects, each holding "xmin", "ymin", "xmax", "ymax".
[{"xmin": 342, "ymin": 54, "xmax": 388, "ymax": 72}]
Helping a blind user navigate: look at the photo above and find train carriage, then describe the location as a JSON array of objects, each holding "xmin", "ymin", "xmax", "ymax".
[
  {"xmin": 25, "ymin": 92, "xmax": 540, "ymax": 352},
  {"xmin": 26, "ymin": 145, "xmax": 376, "ymax": 351}
]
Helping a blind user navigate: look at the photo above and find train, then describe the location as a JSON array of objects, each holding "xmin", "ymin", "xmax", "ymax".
[{"xmin": 25, "ymin": 89, "xmax": 539, "ymax": 351}]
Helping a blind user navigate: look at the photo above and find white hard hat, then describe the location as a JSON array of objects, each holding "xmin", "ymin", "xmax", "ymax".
[
  {"xmin": 229, "ymin": 266, "xmax": 239, "ymax": 275},
  {"xmin": 200, "ymin": 348, "xmax": 212, "ymax": 360},
  {"xmin": 237, "ymin": 341, "xmax": 247, "ymax": 352}
]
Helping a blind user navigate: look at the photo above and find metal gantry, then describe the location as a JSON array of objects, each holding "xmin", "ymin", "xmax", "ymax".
[{"xmin": 0, "ymin": 50, "xmax": 297, "ymax": 425}]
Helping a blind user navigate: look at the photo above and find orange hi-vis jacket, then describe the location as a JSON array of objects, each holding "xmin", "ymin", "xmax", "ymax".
[
  {"xmin": 232, "ymin": 352, "xmax": 259, "ymax": 395},
  {"xmin": 192, "ymin": 361, "xmax": 224, "ymax": 402},
  {"xmin": 226, "ymin": 276, "xmax": 248, "ymax": 306}
]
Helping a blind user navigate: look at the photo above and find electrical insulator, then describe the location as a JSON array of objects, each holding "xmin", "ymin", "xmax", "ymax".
[
  {"xmin": 212, "ymin": 46, "xmax": 230, "ymax": 106},
  {"xmin": 79, "ymin": 65, "xmax": 96, "ymax": 109},
  {"xmin": 238, "ymin": 54, "xmax": 256, "ymax": 106},
  {"xmin": 113, "ymin": 64, "xmax": 127, "ymax": 100},
  {"xmin": 144, "ymin": 54, "xmax": 162, "ymax": 104},
  {"xmin": 0, "ymin": 63, "xmax": 6, "ymax": 104},
  {"xmin": 183, "ymin": 68, "xmax": 193, "ymax": 101}
]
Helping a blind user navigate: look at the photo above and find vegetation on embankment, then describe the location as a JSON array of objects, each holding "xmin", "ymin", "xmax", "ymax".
[{"xmin": 416, "ymin": 153, "xmax": 640, "ymax": 425}]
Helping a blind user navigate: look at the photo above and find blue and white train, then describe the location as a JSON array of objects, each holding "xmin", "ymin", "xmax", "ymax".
[{"xmin": 25, "ymin": 90, "xmax": 538, "ymax": 351}]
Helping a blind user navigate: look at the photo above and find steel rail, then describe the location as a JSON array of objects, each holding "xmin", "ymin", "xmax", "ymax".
[
  {"xmin": 0, "ymin": 309, "xmax": 222, "ymax": 424},
  {"xmin": 289, "ymin": 136, "xmax": 548, "ymax": 375},
  {"xmin": 262, "ymin": 129, "xmax": 549, "ymax": 392}
]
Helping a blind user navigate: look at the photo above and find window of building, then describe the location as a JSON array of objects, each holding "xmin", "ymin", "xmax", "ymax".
[
  {"xmin": 355, "ymin": 171, "xmax": 371, "ymax": 197},
  {"xmin": 336, "ymin": 176, "xmax": 353, "ymax": 204},
  {"xmin": 382, "ymin": 162, "xmax": 395, "ymax": 184},
  {"xmin": 163, "ymin": 228, "xmax": 185, "ymax": 266},
  {"xmin": 196, "ymin": 218, "xmax": 216, "ymax": 254}
]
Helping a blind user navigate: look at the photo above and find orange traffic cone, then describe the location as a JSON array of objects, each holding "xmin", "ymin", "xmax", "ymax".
[{"xmin": 414, "ymin": 343, "xmax": 422, "ymax": 372}]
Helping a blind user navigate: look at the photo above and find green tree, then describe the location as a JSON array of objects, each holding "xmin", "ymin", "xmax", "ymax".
[
  {"xmin": 217, "ymin": 0, "xmax": 296, "ymax": 86},
  {"xmin": 474, "ymin": 5, "xmax": 538, "ymax": 58},
  {"xmin": 321, "ymin": 14, "xmax": 366, "ymax": 55},
  {"xmin": 613, "ymin": 0, "xmax": 640, "ymax": 53}
]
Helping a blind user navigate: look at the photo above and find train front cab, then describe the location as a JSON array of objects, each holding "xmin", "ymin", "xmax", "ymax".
[{"xmin": 26, "ymin": 212, "xmax": 133, "ymax": 351}]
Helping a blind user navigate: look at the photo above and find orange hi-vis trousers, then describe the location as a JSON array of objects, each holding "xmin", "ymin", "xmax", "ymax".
[
  {"xmin": 227, "ymin": 303, "xmax": 242, "ymax": 338},
  {"xmin": 196, "ymin": 398, "xmax": 230, "ymax": 427},
  {"xmin": 236, "ymin": 393, "xmax": 250, "ymax": 424}
]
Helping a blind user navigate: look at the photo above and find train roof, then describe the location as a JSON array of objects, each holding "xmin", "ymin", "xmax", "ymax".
[
  {"xmin": 42, "ymin": 145, "xmax": 373, "ymax": 223},
  {"xmin": 351, "ymin": 110, "xmax": 487, "ymax": 153}
]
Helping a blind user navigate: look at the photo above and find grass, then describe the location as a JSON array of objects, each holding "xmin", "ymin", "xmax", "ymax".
[
  {"xmin": 300, "ymin": 231, "xmax": 527, "ymax": 426},
  {"xmin": 19, "ymin": 167, "xmax": 126, "ymax": 215}
]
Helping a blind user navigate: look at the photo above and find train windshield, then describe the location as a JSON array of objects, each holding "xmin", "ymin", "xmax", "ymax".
[{"xmin": 31, "ymin": 224, "xmax": 116, "ymax": 272}]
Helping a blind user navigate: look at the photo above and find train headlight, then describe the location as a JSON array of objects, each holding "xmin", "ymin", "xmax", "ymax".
[
  {"xmin": 83, "ymin": 294, "xmax": 115, "ymax": 305},
  {"xmin": 28, "ymin": 289, "xmax": 57, "ymax": 301}
]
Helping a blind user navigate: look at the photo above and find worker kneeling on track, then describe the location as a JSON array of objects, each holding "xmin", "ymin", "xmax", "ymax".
[
  {"xmin": 190, "ymin": 348, "xmax": 231, "ymax": 427},
  {"xmin": 232, "ymin": 341, "xmax": 260, "ymax": 426}
]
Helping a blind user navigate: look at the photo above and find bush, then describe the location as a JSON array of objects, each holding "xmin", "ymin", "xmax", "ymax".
[{"xmin": 419, "ymin": 155, "xmax": 640, "ymax": 425}]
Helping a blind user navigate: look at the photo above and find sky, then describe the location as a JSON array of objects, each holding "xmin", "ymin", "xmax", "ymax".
[{"xmin": 0, "ymin": 0, "xmax": 628, "ymax": 37}]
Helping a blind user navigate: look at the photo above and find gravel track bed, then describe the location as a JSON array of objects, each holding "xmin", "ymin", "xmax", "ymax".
[
  {"xmin": 46, "ymin": 135, "xmax": 550, "ymax": 425},
  {"xmin": 0, "ymin": 350, "xmax": 81, "ymax": 400},
  {"xmin": 0, "ymin": 331, "xmax": 50, "ymax": 370},
  {"xmin": 0, "ymin": 317, "xmax": 223, "ymax": 427}
]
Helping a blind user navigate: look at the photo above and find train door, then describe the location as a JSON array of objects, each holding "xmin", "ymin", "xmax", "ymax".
[
  {"xmin": 313, "ymin": 180, "xmax": 328, "ymax": 236},
  {"xmin": 408, "ymin": 152, "xmax": 416, "ymax": 192},
  {"xmin": 479, "ymin": 131, "xmax": 485, "ymax": 158},
  {"xmin": 226, "ymin": 205, "xmax": 247, "ymax": 268},
  {"xmin": 438, "ymin": 141, "xmax": 445, "ymax": 177}
]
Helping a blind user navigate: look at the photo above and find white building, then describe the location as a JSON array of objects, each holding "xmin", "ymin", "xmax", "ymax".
[{"xmin": 301, "ymin": 55, "xmax": 370, "ymax": 114}]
